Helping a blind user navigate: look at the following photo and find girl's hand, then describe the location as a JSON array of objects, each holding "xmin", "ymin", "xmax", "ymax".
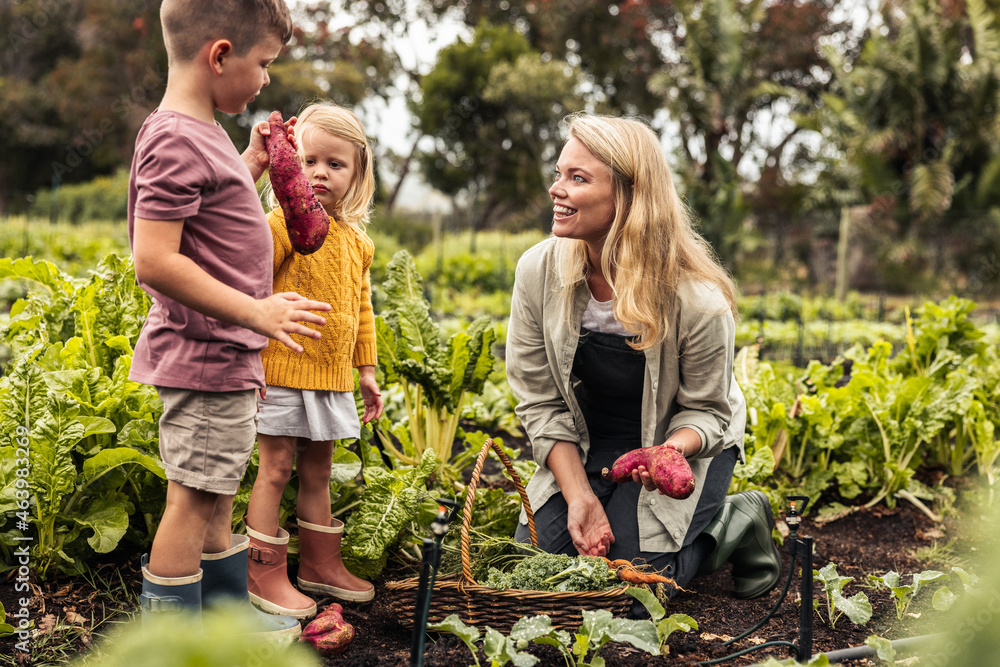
[
  {"xmin": 358, "ymin": 370, "xmax": 383, "ymax": 424},
  {"xmin": 283, "ymin": 115, "xmax": 298, "ymax": 151}
]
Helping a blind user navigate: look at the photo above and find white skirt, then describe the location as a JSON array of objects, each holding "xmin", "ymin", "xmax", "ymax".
[{"xmin": 256, "ymin": 386, "xmax": 360, "ymax": 441}]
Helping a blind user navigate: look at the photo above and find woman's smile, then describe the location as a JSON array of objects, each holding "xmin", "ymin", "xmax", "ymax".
[{"xmin": 549, "ymin": 137, "xmax": 616, "ymax": 248}]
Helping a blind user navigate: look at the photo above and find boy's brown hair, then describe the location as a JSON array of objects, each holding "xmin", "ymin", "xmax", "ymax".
[{"xmin": 160, "ymin": 0, "xmax": 293, "ymax": 63}]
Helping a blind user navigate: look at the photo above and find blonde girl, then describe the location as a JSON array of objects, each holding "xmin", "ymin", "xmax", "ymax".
[{"xmin": 246, "ymin": 102, "xmax": 382, "ymax": 620}]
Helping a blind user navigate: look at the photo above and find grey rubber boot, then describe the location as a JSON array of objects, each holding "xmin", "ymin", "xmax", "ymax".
[
  {"xmin": 201, "ymin": 535, "xmax": 302, "ymax": 640},
  {"xmin": 696, "ymin": 490, "xmax": 782, "ymax": 599},
  {"xmin": 140, "ymin": 553, "xmax": 202, "ymax": 620}
]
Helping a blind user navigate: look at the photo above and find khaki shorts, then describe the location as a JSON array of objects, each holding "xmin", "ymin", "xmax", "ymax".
[{"xmin": 156, "ymin": 387, "xmax": 257, "ymax": 495}]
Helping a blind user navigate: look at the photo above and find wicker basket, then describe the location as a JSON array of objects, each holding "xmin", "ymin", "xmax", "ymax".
[{"xmin": 386, "ymin": 438, "xmax": 632, "ymax": 632}]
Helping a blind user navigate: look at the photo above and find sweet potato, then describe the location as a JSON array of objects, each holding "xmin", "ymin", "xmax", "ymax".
[
  {"xmin": 299, "ymin": 603, "xmax": 354, "ymax": 655},
  {"xmin": 601, "ymin": 445, "xmax": 695, "ymax": 499},
  {"xmin": 265, "ymin": 110, "xmax": 329, "ymax": 255}
]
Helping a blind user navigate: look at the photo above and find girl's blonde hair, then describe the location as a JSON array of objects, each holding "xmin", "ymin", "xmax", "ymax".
[
  {"xmin": 554, "ymin": 113, "xmax": 738, "ymax": 350},
  {"xmin": 265, "ymin": 101, "xmax": 375, "ymax": 229}
]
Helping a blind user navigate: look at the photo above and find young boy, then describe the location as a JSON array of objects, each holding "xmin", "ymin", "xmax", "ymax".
[{"xmin": 128, "ymin": 0, "xmax": 330, "ymax": 638}]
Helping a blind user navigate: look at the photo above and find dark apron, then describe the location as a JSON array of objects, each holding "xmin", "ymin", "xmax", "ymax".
[{"xmin": 572, "ymin": 327, "xmax": 645, "ymax": 447}]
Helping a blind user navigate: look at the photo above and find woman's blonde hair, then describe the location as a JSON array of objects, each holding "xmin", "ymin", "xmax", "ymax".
[
  {"xmin": 265, "ymin": 101, "xmax": 375, "ymax": 230},
  {"xmin": 554, "ymin": 113, "xmax": 738, "ymax": 349}
]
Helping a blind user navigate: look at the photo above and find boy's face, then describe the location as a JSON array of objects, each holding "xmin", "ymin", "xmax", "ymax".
[{"xmin": 214, "ymin": 33, "xmax": 283, "ymax": 115}]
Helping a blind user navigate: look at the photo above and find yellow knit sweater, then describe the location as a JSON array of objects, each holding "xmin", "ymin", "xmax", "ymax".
[{"xmin": 261, "ymin": 209, "xmax": 377, "ymax": 391}]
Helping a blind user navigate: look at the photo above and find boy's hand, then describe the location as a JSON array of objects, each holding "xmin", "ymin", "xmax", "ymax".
[
  {"xmin": 247, "ymin": 292, "xmax": 330, "ymax": 353},
  {"xmin": 243, "ymin": 115, "xmax": 298, "ymax": 182},
  {"xmin": 358, "ymin": 368, "xmax": 383, "ymax": 424}
]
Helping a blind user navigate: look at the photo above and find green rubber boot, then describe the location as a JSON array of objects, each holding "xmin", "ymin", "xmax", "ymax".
[
  {"xmin": 696, "ymin": 491, "xmax": 782, "ymax": 599},
  {"xmin": 201, "ymin": 535, "xmax": 302, "ymax": 641},
  {"xmin": 140, "ymin": 553, "xmax": 202, "ymax": 621}
]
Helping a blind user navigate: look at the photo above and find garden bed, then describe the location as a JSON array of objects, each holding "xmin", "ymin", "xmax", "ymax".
[{"xmin": 1, "ymin": 496, "xmax": 955, "ymax": 666}]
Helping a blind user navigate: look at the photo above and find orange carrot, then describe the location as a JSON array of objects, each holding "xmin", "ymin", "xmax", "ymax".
[
  {"xmin": 601, "ymin": 557, "xmax": 676, "ymax": 586},
  {"xmin": 615, "ymin": 569, "xmax": 676, "ymax": 586}
]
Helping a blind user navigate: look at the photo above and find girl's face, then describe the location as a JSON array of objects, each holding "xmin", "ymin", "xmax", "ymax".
[
  {"xmin": 549, "ymin": 137, "xmax": 617, "ymax": 251},
  {"xmin": 299, "ymin": 128, "xmax": 357, "ymax": 215}
]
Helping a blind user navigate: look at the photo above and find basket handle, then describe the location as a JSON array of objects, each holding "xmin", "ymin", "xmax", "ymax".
[{"xmin": 460, "ymin": 438, "xmax": 537, "ymax": 585}]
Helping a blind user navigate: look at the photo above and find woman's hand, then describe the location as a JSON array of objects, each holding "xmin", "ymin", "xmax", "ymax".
[
  {"xmin": 566, "ymin": 493, "xmax": 614, "ymax": 557},
  {"xmin": 629, "ymin": 465, "xmax": 661, "ymax": 494},
  {"xmin": 629, "ymin": 430, "xmax": 701, "ymax": 494}
]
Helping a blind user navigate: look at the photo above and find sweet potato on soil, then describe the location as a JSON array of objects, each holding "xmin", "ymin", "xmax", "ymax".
[
  {"xmin": 299, "ymin": 603, "xmax": 354, "ymax": 656},
  {"xmin": 601, "ymin": 445, "xmax": 695, "ymax": 500},
  {"xmin": 265, "ymin": 110, "xmax": 329, "ymax": 255}
]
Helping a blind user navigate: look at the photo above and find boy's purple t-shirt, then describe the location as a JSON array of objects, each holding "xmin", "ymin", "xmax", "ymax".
[{"xmin": 127, "ymin": 109, "xmax": 273, "ymax": 391}]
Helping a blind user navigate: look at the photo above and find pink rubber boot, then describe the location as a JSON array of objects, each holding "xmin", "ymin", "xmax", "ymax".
[{"xmin": 296, "ymin": 518, "xmax": 374, "ymax": 602}]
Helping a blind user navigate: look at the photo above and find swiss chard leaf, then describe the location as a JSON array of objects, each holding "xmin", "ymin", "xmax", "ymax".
[
  {"xmin": 342, "ymin": 449, "xmax": 438, "ymax": 574},
  {"xmin": 73, "ymin": 494, "xmax": 131, "ymax": 553}
]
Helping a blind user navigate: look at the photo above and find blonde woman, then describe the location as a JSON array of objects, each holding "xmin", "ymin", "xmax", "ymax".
[
  {"xmin": 245, "ymin": 102, "xmax": 381, "ymax": 619},
  {"xmin": 506, "ymin": 114, "xmax": 780, "ymax": 603}
]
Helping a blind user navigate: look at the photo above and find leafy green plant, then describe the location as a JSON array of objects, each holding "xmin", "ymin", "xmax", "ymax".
[
  {"xmin": 0, "ymin": 255, "xmax": 167, "ymax": 578},
  {"xmin": 373, "ymin": 250, "xmax": 497, "ymax": 485},
  {"xmin": 462, "ymin": 377, "xmax": 523, "ymax": 438},
  {"xmin": 70, "ymin": 603, "xmax": 320, "ymax": 667},
  {"xmin": 736, "ymin": 295, "xmax": 1000, "ymax": 518},
  {"xmin": 481, "ymin": 553, "xmax": 619, "ymax": 592},
  {"xmin": 340, "ymin": 449, "xmax": 439, "ymax": 580},
  {"xmin": 627, "ymin": 587, "xmax": 699, "ymax": 655},
  {"xmin": 867, "ymin": 569, "xmax": 950, "ymax": 620},
  {"xmin": 429, "ymin": 609, "xmax": 663, "ymax": 667},
  {"xmin": 0, "ymin": 601, "xmax": 14, "ymax": 639},
  {"xmin": 427, "ymin": 615, "xmax": 536, "ymax": 667},
  {"xmin": 813, "ymin": 563, "xmax": 872, "ymax": 628},
  {"xmin": 864, "ymin": 635, "xmax": 897, "ymax": 666}
]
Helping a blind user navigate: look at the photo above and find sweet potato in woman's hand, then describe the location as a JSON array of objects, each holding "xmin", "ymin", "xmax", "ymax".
[
  {"xmin": 265, "ymin": 110, "xmax": 329, "ymax": 254},
  {"xmin": 602, "ymin": 445, "xmax": 695, "ymax": 499}
]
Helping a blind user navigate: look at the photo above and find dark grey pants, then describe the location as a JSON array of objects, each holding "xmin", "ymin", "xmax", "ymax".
[{"xmin": 515, "ymin": 445, "xmax": 737, "ymax": 593}]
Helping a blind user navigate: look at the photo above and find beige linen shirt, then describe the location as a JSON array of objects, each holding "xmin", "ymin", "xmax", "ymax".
[{"xmin": 506, "ymin": 237, "xmax": 747, "ymax": 554}]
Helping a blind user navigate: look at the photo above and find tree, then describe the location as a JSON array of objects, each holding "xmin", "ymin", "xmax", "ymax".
[
  {"xmin": 0, "ymin": 1, "xmax": 164, "ymax": 213},
  {"xmin": 413, "ymin": 21, "xmax": 584, "ymax": 230},
  {"xmin": 0, "ymin": 0, "xmax": 399, "ymax": 215},
  {"xmin": 804, "ymin": 0, "xmax": 1000, "ymax": 289},
  {"xmin": 646, "ymin": 0, "xmax": 851, "ymax": 268},
  {"xmin": 438, "ymin": 0, "xmax": 679, "ymax": 118}
]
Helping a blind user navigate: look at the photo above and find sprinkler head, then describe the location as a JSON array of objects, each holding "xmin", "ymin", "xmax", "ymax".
[
  {"xmin": 784, "ymin": 495, "xmax": 810, "ymax": 536},
  {"xmin": 431, "ymin": 505, "xmax": 449, "ymax": 537}
]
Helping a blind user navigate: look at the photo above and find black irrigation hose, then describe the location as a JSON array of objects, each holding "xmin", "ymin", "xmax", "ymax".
[
  {"xmin": 698, "ymin": 640, "xmax": 800, "ymax": 665},
  {"xmin": 740, "ymin": 633, "xmax": 946, "ymax": 666},
  {"xmin": 817, "ymin": 633, "xmax": 944, "ymax": 663},
  {"xmin": 724, "ymin": 548, "xmax": 798, "ymax": 646}
]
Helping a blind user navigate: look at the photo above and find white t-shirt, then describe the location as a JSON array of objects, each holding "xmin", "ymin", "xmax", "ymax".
[{"xmin": 581, "ymin": 293, "xmax": 630, "ymax": 336}]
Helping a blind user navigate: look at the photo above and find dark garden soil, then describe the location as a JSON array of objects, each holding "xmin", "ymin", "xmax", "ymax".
[
  {"xmin": 0, "ymin": 428, "xmax": 971, "ymax": 667},
  {"xmin": 1, "ymin": 494, "xmax": 959, "ymax": 666},
  {"xmin": 343, "ymin": 500, "xmax": 947, "ymax": 667}
]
